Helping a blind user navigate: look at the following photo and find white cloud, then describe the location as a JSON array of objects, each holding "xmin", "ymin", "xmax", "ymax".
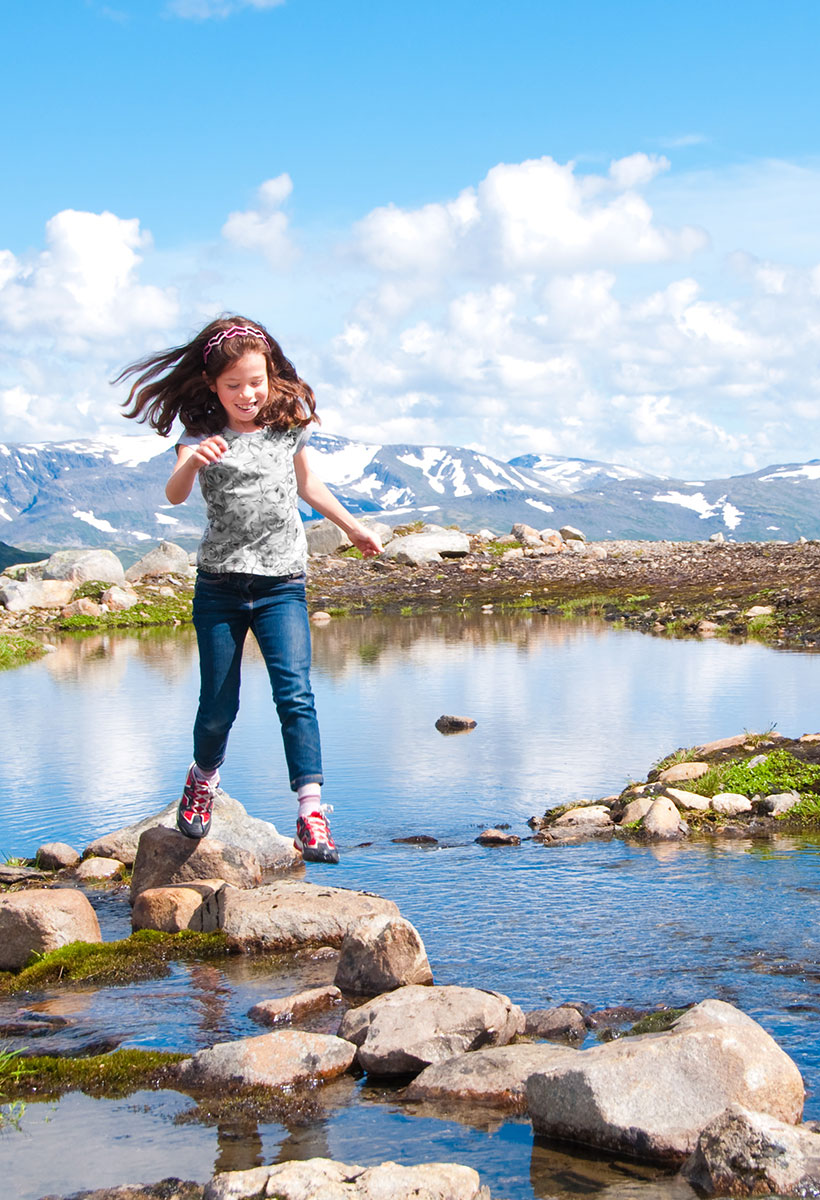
[
  {"xmin": 167, "ymin": 0, "xmax": 284, "ymax": 18},
  {"xmin": 0, "ymin": 209, "xmax": 177, "ymax": 345},
  {"xmin": 222, "ymin": 174, "xmax": 297, "ymax": 267},
  {"xmin": 353, "ymin": 154, "xmax": 707, "ymax": 278}
]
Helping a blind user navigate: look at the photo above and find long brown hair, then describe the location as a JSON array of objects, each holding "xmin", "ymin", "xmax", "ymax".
[{"xmin": 116, "ymin": 315, "xmax": 318, "ymax": 437}]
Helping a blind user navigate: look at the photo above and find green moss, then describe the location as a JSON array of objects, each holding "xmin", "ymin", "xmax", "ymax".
[
  {"xmin": 627, "ymin": 1007, "xmax": 689, "ymax": 1036},
  {"xmin": 0, "ymin": 930, "xmax": 230, "ymax": 994},
  {"xmin": 0, "ymin": 634, "xmax": 46, "ymax": 671},
  {"xmin": 1, "ymin": 1048, "xmax": 186, "ymax": 1101},
  {"xmin": 340, "ymin": 547, "xmax": 364, "ymax": 559},
  {"xmin": 57, "ymin": 591, "xmax": 193, "ymax": 631}
]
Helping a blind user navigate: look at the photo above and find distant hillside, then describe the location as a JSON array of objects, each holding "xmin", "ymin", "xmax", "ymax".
[
  {"xmin": 1, "ymin": 433, "xmax": 820, "ymax": 548},
  {"xmin": 0, "ymin": 540, "xmax": 47, "ymax": 572}
]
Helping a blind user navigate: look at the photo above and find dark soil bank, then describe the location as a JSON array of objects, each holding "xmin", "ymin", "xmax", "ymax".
[{"xmin": 307, "ymin": 540, "xmax": 820, "ymax": 650}]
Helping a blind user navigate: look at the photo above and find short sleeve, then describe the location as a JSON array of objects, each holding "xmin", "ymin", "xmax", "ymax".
[
  {"xmin": 293, "ymin": 427, "xmax": 312, "ymax": 455},
  {"xmin": 176, "ymin": 431, "xmax": 208, "ymax": 450}
]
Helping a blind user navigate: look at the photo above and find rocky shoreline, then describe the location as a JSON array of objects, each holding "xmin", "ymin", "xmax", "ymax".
[
  {"xmin": 3, "ymin": 727, "xmax": 820, "ymax": 1198},
  {"xmin": 3, "ymin": 530, "xmax": 820, "ymax": 656}
]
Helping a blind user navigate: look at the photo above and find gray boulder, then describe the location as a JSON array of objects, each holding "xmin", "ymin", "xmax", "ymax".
[
  {"xmin": 86, "ymin": 788, "xmax": 299, "ymax": 870},
  {"xmin": 338, "ymin": 984, "xmax": 524, "ymax": 1076},
  {"xmin": 334, "ymin": 913, "xmax": 433, "ymax": 994},
  {"xmin": 525, "ymin": 1005, "xmax": 587, "ymax": 1042},
  {"xmin": 382, "ymin": 530, "xmax": 471, "ymax": 564},
  {"xmin": 682, "ymin": 1103, "xmax": 820, "ymax": 1196},
  {"xmin": 203, "ymin": 1158, "xmax": 488, "ymax": 1200},
  {"xmin": 176, "ymin": 1029, "xmax": 355, "ymax": 1089},
  {"xmin": 643, "ymin": 797, "xmax": 688, "ymax": 839},
  {"xmin": 130, "ymin": 826, "xmax": 262, "ymax": 900},
  {"xmin": 526, "ymin": 999, "xmax": 805, "ymax": 1163},
  {"xmin": 0, "ymin": 888, "xmax": 102, "ymax": 970},
  {"xmin": 764, "ymin": 791, "xmax": 802, "ymax": 815},
  {"xmin": 711, "ymin": 792, "xmax": 753, "ymax": 816},
  {"xmin": 305, "ymin": 519, "xmax": 351, "ymax": 556},
  {"xmin": 559, "ymin": 525, "xmax": 586, "ymax": 542},
  {"xmin": 125, "ymin": 540, "xmax": 191, "ymax": 581},
  {"xmin": 42, "ymin": 548, "xmax": 126, "ymax": 585},
  {"xmin": 36, "ymin": 842, "xmax": 81, "ymax": 870},
  {"xmin": 404, "ymin": 1043, "xmax": 578, "ymax": 1111},
  {"xmin": 220, "ymin": 879, "xmax": 400, "ymax": 952},
  {"xmin": 0, "ymin": 578, "xmax": 76, "ymax": 611}
]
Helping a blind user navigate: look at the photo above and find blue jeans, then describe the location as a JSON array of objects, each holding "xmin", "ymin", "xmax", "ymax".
[{"xmin": 191, "ymin": 571, "xmax": 323, "ymax": 791}]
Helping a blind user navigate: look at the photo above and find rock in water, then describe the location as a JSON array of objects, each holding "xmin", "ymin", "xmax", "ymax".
[
  {"xmin": 338, "ymin": 983, "xmax": 524, "ymax": 1076},
  {"xmin": 334, "ymin": 913, "xmax": 433, "ymax": 994},
  {"xmin": 526, "ymin": 999, "xmax": 804, "ymax": 1162},
  {"xmin": 682, "ymin": 1103, "xmax": 820, "ymax": 1197},
  {"xmin": 0, "ymin": 888, "xmax": 102, "ymax": 969},
  {"xmin": 203, "ymin": 1158, "xmax": 487, "ymax": 1200}
]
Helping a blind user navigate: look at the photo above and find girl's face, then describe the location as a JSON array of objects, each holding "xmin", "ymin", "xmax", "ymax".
[{"xmin": 209, "ymin": 351, "xmax": 269, "ymax": 432}]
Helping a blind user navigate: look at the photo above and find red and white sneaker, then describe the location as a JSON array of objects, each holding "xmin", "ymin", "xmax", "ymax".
[
  {"xmin": 294, "ymin": 805, "xmax": 339, "ymax": 864},
  {"xmin": 177, "ymin": 764, "xmax": 218, "ymax": 839}
]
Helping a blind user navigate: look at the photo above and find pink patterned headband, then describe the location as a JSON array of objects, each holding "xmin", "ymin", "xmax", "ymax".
[{"xmin": 202, "ymin": 325, "xmax": 268, "ymax": 364}]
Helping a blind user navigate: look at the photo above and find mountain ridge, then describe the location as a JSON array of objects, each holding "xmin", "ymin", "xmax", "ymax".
[{"xmin": 1, "ymin": 432, "xmax": 819, "ymax": 551}]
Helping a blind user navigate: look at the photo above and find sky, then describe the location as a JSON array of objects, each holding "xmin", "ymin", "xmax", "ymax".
[{"xmin": 2, "ymin": 0, "xmax": 820, "ymax": 478}]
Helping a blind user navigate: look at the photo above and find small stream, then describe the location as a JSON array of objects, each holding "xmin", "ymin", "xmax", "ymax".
[{"xmin": 1, "ymin": 612, "xmax": 819, "ymax": 1198}]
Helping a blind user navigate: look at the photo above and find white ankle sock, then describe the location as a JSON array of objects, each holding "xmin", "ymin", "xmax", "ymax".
[
  {"xmin": 297, "ymin": 784, "xmax": 322, "ymax": 818},
  {"xmin": 193, "ymin": 763, "xmax": 219, "ymax": 785}
]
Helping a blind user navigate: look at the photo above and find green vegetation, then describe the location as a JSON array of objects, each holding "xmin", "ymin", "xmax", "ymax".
[
  {"xmin": 627, "ymin": 1007, "xmax": 689, "ymax": 1036},
  {"xmin": 673, "ymin": 749, "xmax": 820, "ymax": 802},
  {"xmin": 0, "ymin": 1049, "xmax": 27, "ymax": 1128},
  {"xmin": 0, "ymin": 634, "xmax": 46, "ymax": 671},
  {"xmin": 0, "ymin": 1048, "xmax": 186, "ymax": 1102},
  {"xmin": 57, "ymin": 585, "xmax": 193, "ymax": 631},
  {"xmin": 651, "ymin": 745, "xmax": 701, "ymax": 773},
  {"xmin": 340, "ymin": 546, "xmax": 364, "ymax": 559},
  {"xmin": 0, "ymin": 930, "xmax": 230, "ymax": 994}
]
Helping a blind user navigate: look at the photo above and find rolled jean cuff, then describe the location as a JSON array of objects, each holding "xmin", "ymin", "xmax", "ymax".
[{"xmin": 290, "ymin": 772, "xmax": 324, "ymax": 792}]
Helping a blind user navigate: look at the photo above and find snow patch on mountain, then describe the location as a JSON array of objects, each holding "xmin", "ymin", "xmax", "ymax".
[
  {"xmin": 652, "ymin": 491, "xmax": 744, "ymax": 529},
  {"xmin": 760, "ymin": 463, "xmax": 820, "ymax": 483},
  {"xmin": 73, "ymin": 510, "xmax": 118, "ymax": 533}
]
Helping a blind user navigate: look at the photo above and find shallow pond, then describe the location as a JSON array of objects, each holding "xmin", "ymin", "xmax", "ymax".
[{"xmin": 1, "ymin": 612, "xmax": 819, "ymax": 1199}]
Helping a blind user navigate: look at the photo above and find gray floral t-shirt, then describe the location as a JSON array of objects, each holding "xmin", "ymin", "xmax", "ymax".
[{"xmin": 179, "ymin": 426, "xmax": 311, "ymax": 576}]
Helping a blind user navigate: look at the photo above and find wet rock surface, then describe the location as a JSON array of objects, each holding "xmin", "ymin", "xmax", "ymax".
[
  {"xmin": 333, "ymin": 913, "xmax": 434, "ymax": 994},
  {"xmin": 0, "ymin": 887, "xmax": 102, "ymax": 969},
  {"xmin": 526, "ymin": 999, "xmax": 805, "ymax": 1162},
  {"xmin": 176, "ymin": 1028, "xmax": 356, "ymax": 1089},
  {"xmin": 404, "ymin": 1042, "xmax": 578, "ymax": 1111},
  {"xmin": 338, "ymin": 984, "xmax": 525, "ymax": 1076},
  {"xmin": 203, "ymin": 1158, "xmax": 489, "ymax": 1200}
]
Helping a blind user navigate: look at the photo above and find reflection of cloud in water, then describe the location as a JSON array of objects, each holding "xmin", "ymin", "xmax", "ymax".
[{"xmin": 3, "ymin": 612, "xmax": 820, "ymax": 854}]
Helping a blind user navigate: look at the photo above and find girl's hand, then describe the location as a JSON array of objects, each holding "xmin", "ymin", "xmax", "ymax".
[
  {"xmin": 192, "ymin": 435, "xmax": 229, "ymax": 467},
  {"xmin": 350, "ymin": 526, "xmax": 383, "ymax": 558}
]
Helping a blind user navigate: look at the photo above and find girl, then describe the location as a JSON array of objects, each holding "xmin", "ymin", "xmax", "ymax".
[{"xmin": 117, "ymin": 316, "xmax": 381, "ymax": 863}]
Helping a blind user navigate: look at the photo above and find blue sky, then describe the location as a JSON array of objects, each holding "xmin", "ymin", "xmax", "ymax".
[{"xmin": 2, "ymin": 0, "xmax": 820, "ymax": 476}]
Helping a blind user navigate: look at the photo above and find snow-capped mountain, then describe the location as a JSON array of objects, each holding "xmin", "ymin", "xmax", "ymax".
[{"xmin": 2, "ymin": 432, "xmax": 820, "ymax": 554}]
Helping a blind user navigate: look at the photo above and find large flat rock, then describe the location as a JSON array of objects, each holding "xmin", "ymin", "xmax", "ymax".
[
  {"xmin": 176, "ymin": 1029, "xmax": 355, "ymax": 1089},
  {"xmin": 526, "ymin": 999, "xmax": 805, "ymax": 1163},
  {"xmin": 404, "ymin": 1042, "xmax": 578, "ymax": 1111},
  {"xmin": 219, "ymin": 879, "xmax": 400, "ymax": 951},
  {"xmin": 86, "ymin": 789, "xmax": 299, "ymax": 871},
  {"xmin": 203, "ymin": 1157, "xmax": 488, "ymax": 1200}
]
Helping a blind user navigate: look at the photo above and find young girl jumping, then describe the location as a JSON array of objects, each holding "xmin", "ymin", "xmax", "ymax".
[{"xmin": 117, "ymin": 315, "xmax": 381, "ymax": 863}]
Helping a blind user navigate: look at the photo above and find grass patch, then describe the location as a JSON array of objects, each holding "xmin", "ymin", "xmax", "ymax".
[
  {"xmin": 777, "ymin": 796, "xmax": 820, "ymax": 826},
  {"xmin": 0, "ymin": 1048, "xmax": 186, "ymax": 1101},
  {"xmin": 0, "ymin": 930, "xmax": 230, "ymax": 994},
  {"xmin": 0, "ymin": 634, "xmax": 46, "ymax": 671},
  {"xmin": 672, "ymin": 749, "xmax": 820, "ymax": 802},
  {"xmin": 651, "ymin": 745, "xmax": 700, "ymax": 773}
]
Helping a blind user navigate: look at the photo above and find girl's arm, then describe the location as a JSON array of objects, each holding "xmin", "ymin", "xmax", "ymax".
[
  {"xmin": 294, "ymin": 448, "xmax": 382, "ymax": 556},
  {"xmin": 165, "ymin": 436, "xmax": 228, "ymax": 504}
]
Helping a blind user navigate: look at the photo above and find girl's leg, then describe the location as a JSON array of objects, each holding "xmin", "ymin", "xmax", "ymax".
[
  {"xmin": 250, "ymin": 577, "xmax": 323, "ymax": 791},
  {"xmin": 191, "ymin": 574, "xmax": 250, "ymax": 772},
  {"xmin": 251, "ymin": 577, "xmax": 335, "ymax": 863}
]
